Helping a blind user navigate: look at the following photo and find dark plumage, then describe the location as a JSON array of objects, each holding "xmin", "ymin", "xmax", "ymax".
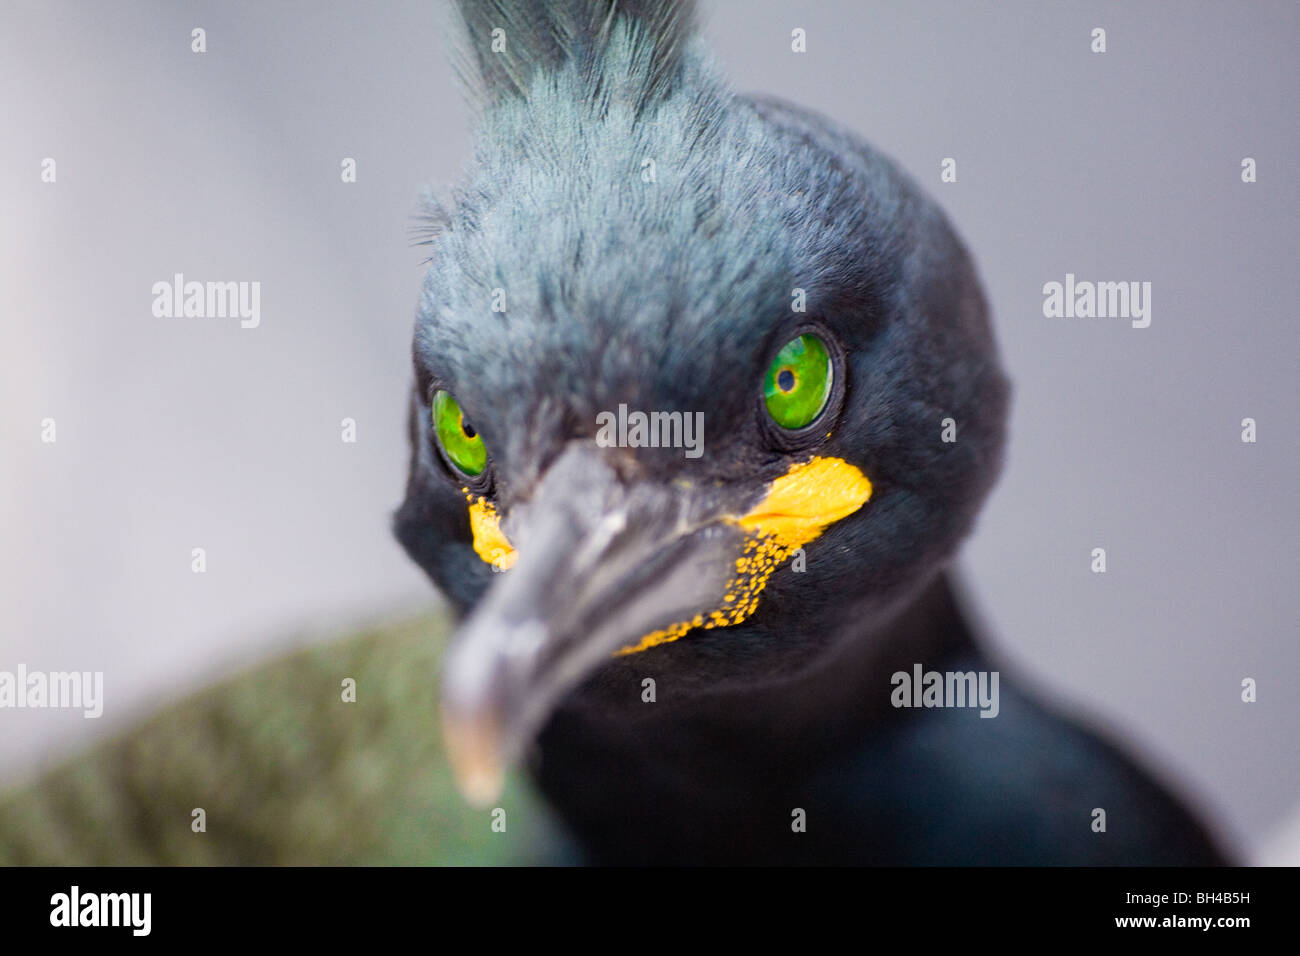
[{"xmin": 395, "ymin": 0, "xmax": 1227, "ymax": 864}]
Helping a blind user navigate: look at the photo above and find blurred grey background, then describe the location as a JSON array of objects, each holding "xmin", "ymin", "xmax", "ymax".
[{"xmin": 2, "ymin": 1, "xmax": 1296, "ymax": 861}]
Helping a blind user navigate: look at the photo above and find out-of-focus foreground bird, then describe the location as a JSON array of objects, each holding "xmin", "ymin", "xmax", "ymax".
[
  {"xmin": 0, "ymin": 617, "xmax": 561, "ymax": 864},
  {"xmin": 392, "ymin": 0, "xmax": 1228, "ymax": 864},
  {"xmin": 0, "ymin": 0, "xmax": 1227, "ymax": 866}
]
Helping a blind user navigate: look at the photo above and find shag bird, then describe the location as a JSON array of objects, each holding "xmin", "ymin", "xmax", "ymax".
[{"xmin": 395, "ymin": 0, "xmax": 1227, "ymax": 864}]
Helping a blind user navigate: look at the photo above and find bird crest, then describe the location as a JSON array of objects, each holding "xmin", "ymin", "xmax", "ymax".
[{"xmin": 450, "ymin": 0, "xmax": 699, "ymax": 116}]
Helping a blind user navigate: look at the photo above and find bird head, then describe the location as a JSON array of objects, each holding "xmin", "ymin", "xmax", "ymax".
[{"xmin": 394, "ymin": 0, "xmax": 1010, "ymax": 803}]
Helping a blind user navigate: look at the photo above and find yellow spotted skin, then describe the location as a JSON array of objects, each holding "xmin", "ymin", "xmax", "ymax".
[
  {"xmin": 466, "ymin": 492, "xmax": 517, "ymax": 571},
  {"xmin": 463, "ymin": 459, "xmax": 871, "ymax": 654},
  {"xmin": 615, "ymin": 457, "xmax": 872, "ymax": 655}
]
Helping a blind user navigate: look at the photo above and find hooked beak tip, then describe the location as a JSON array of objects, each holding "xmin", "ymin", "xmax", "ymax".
[{"xmin": 442, "ymin": 705, "xmax": 506, "ymax": 806}]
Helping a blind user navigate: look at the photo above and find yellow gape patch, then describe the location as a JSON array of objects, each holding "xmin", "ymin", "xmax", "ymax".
[
  {"xmin": 466, "ymin": 493, "xmax": 517, "ymax": 571},
  {"xmin": 615, "ymin": 456, "xmax": 872, "ymax": 655}
]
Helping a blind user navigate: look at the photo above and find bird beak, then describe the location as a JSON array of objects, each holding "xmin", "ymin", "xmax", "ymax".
[
  {"xmin": 439, "ymin": 444, "xmax": 872, "ymax": 804},
  {"xmin": 439, "ymin": 444, "xmax": 743, "ymax": 804}
]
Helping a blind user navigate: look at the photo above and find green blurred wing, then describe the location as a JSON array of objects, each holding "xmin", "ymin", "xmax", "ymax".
[{"xmin": 0, "ymin": 610, "xmax": 565, "ymax": 865}]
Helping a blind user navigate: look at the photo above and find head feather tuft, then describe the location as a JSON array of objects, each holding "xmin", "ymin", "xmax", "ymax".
[{"xmin": 451, "ymin": 0, "xmax": 699, "ymax": 116}]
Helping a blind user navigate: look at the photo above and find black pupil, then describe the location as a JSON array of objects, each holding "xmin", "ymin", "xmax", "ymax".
[
  {"xmin": 778, "ymin": 369, "xmax": 796, "ymax": 392},
  {"xmin": 461, "ymin": 420, "xmax": 476, "ymax": 439}
]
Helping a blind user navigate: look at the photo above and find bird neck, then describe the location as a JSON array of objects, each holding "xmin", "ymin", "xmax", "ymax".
[{"xmin": 530, "ymin": 571, "xmax": 980, "ymax": 861}]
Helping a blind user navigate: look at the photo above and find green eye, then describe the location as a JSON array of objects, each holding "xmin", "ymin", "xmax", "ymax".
[
  {"xmin": 763, "ymin": 333, "xmax": 833, "ymax": 430},
  {"xmin": 431, "ymin": 390, "xmax": 487, "ymax": 477}
]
